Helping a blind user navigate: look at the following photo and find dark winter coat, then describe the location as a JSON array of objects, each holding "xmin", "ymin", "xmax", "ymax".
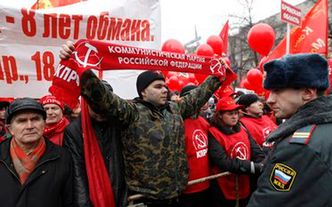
[
  {"xmin": 0, "ymin": 138, "xmax": 73, "ymax": 207},
  {"xmin": 248, "ymin": 95, "xmax": 332, "ymax": 207},
  {"xmin": 80, "ymin": 70, "xmax": 221, "ymax": 200},
  {"xmin": 63, "ymin": 117, "xmax": 127, "ymax": 207}
]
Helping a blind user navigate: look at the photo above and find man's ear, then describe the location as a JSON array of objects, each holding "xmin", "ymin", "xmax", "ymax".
[
  {"xmin": 141, "ymin": 89, "xmax": 147, "ymax": 99},
  {"xmin": 302, "ymin": 88, "xmax": 318, "ymax": 102},
  {"xmin": 6, "ymin": 125, "xmax": 13, "ymax": 136}
]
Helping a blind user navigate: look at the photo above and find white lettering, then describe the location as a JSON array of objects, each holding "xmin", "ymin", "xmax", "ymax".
[
  {"xmin": 312, "ymin": 38, "xmax": 325, "ymax": 49},
  {"xmin": 196, "ymin": 149, "xmax": 208, "ymax": 158}
]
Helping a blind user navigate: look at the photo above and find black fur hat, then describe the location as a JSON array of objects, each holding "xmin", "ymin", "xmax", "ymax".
[{"xmin": 263, "ymin": 53, "xmax": 329, "ymax": 90}]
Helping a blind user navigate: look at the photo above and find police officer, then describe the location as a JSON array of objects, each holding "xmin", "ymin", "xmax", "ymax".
[{"xmin": 247, "ymin": 53, "xmax": 332, "ymax": 206}]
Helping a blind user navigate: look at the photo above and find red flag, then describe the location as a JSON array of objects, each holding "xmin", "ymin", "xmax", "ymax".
[
  {"xmin": 219, "ymin": 20, "xmax": 229, "ymax": 56},
  {"xmin": 81, "ymin": 99, "xmax": 116, "ymax": 207},
  {"xmin": 50, "ymin": 39, "xmax": 237, "ymax": 109},
  {"xmin": 31, "ymin": 0, "xmax": 81, "ymax": 9},
  {"xmin": 266, "ymin": 0, "xmax": 328, "ymax": 62}
]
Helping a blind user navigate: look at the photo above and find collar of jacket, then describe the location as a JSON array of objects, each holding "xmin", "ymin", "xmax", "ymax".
[
  {"xmin": 213, "ymin": 122, "xmax": 241, "ymax": 135},
  {"xmin": 133, "ymin": 97, "xmax": 171, "ymax": 113},
  {"xmin": 0, "ymin": 138, "xmax": 60, "ymax": 167},
  {"xmin": 267, "ymin": 95, "xmax": 332, "ymax": 142}
]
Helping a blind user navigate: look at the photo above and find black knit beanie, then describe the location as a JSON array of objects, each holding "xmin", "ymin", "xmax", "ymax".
[
  {"xmin": 236, "ymin": 93, "xmax": 259, "ymax": 108},
  {"xmin": 136, "ymin": 71, "xmax": 165, "ymax": 98}
]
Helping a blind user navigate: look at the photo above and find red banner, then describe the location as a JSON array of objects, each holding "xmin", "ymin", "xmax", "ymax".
[
  {"xmin": 66, "ymin": 39, "xmax": 233, "ymax": 74},
  {"xmin": 50, "ymin": 39, "xmax": 237, "ymax": 108},
  {"xmin": 266, "ymin": 0, "xmax": 328, "ymax": 62}
]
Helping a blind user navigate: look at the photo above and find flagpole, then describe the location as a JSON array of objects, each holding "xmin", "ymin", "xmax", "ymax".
[{"xmin": 286, "ymin": 23, "xmax": 290, "ymax": 54}]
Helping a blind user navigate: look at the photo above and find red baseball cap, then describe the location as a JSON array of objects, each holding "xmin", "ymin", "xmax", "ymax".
[
  {"xmin": 40, "ymin": 95, "xmax": 64, "ymax": 111},
  {"xmin": 216, "ymin": 96, "xmax": 243, "ymax": 112}
]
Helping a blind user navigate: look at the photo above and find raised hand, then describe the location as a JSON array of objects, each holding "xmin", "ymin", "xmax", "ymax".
[{"xmin": 59, "ymin": 40, "xmax": 75, "ymax": 60}]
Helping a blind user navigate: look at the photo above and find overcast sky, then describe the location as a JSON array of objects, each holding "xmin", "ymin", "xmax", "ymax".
[{"xmin": 160, "ymin": 0, "xmax": 306, "ymax": 45}]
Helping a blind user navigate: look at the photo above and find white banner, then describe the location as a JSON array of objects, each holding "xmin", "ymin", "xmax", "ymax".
[{"xmin": 0, "ymin": 0, "xmax": 161, "ymax": 99}]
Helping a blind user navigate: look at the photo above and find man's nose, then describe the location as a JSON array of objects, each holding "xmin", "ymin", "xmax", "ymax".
[
  {"xmin": 26, "ymin": 120, "xmax": 34, "ymax": 128},
  {"xmin": 266, "ymin": 92, "xmax": 275, "ymax": 105},
  {"xmin": 162, "ymin": 87, "xmax": 168, "ymax": 93}
]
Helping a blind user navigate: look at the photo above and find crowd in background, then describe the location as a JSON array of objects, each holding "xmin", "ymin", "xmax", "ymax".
[{"xmin": 1, "ymin": 52, "xmax": 332, "ymax": 207}]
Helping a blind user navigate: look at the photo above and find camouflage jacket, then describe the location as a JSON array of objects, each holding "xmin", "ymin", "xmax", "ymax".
[{"xmin": 80, "ymin": 70, "xmax": 221, "ymax": 199}]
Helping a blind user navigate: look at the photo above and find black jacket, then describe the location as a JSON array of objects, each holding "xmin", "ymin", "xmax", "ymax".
[
  {"xmin": 208, "ymin": 122, "xmax": 265, "ymax": 174},
  {"xmin": 63, "ymin": 117, "xmax": 127, "ymax": 207},
  {"xmin": 0, "ymin": 138, "xmax": 73, "ymax": 207},
  {"xmin": 248, "ymin": 95, "xmax": 332, "ymax": 207}
]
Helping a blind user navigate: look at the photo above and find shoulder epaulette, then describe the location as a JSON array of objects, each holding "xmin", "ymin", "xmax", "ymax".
[{"xmin": 289, "ymin": 125, "xmax": 316, "ymax": 145}]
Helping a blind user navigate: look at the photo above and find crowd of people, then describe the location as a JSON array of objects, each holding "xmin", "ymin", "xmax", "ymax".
[{"xmin": 1, "ymin": 44, "xmax": 332, "ymax": 207}]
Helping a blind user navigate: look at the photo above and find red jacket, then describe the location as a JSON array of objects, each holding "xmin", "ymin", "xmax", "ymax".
[
  {"xmin": 209, "ymin": 126, "xmax": 251, "ymax": 200},
  {"xmin": 240, "ymin": 115, "xmax": 277, "ymax": 146},
  {"xmin": 183, "ymin": 116, "xmax": 210, "ymax": 194}
]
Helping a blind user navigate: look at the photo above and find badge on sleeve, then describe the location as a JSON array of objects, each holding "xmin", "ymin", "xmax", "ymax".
[{"xmin": 270, "ymin": 163, "xmax": 297, "ymax": 191}]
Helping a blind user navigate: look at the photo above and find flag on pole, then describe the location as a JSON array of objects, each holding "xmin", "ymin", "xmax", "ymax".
[
  {"xmin": 266, "ymin": 0, "xmax": 328, "ymax": 62},
  {"xmin": 31, "ymin": 0, "xmax": 81, "ymax": 9},
  {"xmin": 219, "ymin": 20, "xmax": 229, "ymax": 56}
]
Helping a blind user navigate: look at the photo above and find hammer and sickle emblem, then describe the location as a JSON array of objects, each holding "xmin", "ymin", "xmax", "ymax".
[
  {"xmin": 74, "ymin": 42, "xmax": 103, "ymax": 68},
  {"xmin": 209, "ymin": 58, "xmax": 226, "ymax": 76}
]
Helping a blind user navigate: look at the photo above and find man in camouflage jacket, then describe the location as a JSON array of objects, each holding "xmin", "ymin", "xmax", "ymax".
[{"xmin": 80, "ymin": 69, "xmax": 223, "ymax": 206}]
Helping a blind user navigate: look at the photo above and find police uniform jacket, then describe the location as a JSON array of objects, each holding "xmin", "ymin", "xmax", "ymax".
[{"xmin": 248, "ymin": 95, "xmax": 332, "ymax": 207}]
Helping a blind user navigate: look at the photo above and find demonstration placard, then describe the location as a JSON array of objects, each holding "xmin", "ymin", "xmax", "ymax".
[{"xmin": 0, "ymin": 0, "xmax": 161, "ymax": 99}]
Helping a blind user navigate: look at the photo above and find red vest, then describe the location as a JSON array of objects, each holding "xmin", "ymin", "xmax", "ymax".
[
  {"xmin": 240, "ymin": 115, "xmax": 277, "ymax": 146},
  {"xmin": 183, "ymin": 116, "xmax": 210, "ymax": 194},
  {"xmin": 209, "ymin": 126, "xmax": 251, "ymax": 200}
]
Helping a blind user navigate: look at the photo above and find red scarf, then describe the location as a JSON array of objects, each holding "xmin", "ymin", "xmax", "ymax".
[
  {"xmin": 81, "ymin": 99, "xmax": 116, "ymax": 207},
  {"xmin": 43, "ymin": 117, "xmax": 69, "ymax": 146},
  {"xmin": 50, "ymin": 39, "xmax": 237, "ymax": 109},
  {"xmin": 10, "ymin": 138, "xmax": 46, "ymax": 184}
]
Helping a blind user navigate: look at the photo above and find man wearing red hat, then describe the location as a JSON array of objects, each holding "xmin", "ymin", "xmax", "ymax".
[
  {"xmin": 208, "ymin": 96, "xmax": 264, "ymax": 207},
  {"xmin": 40, "ymin": 95, "xmax": 70, "ymax": 146}
]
